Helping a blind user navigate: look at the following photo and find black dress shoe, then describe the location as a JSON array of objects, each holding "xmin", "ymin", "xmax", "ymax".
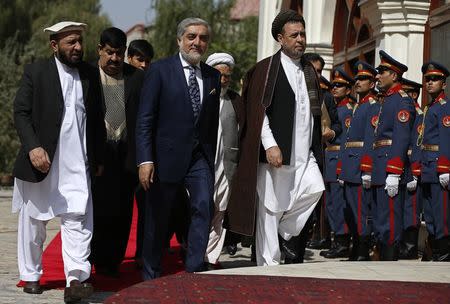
[
  {"xmin": 23, "ymin": 281, "xmax": 43, "ymax": 294},
  {"xmin": 226, "ymin": 244, "xmax": 238, "ymax": 256},
  {"xmin": 324, "ymin": 246, "xmax": 349, "ymax": 258},
  {"xmin": 64, "ymin": 280, "xmax": 94, "ymax": 303},
  {"xmin": 279, "ymin": 236, "xmax": 298, "ymax": 260},
  {"xmin": 320, "ymin": 248, "xmax": 334, "ymax": 257}
]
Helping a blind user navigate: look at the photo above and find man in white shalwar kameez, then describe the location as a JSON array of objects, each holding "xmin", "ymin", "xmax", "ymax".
[
  {"xmin": 204, "ymin": 53, "xmax": 242, "ymax": 265},
  {"xmin": 253, "ymin": 11, "xmax": 325, "ymax": 266},
  {"xmin": 12, "ymin": 22, "xmax": 105, "ymax": 303}
]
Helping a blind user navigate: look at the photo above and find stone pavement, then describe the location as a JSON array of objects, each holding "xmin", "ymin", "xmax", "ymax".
[{"xmin": 1, "ymin": 188, "xmax": 449, "ymax": 304}]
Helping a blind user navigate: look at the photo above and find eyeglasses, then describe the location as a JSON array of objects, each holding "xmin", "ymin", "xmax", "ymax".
[{"xmin": 425, "ymin": 76, "xmax": 443, "ymax": 82}]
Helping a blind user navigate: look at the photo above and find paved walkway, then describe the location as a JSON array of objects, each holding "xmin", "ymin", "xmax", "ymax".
[{"xmin": 0, "ymin": 188, "xmax": 449, "ymax": 304}]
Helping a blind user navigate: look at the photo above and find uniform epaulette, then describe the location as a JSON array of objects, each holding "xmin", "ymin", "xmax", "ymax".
[
  {"xmin": 369, "ymin": 97, "xmax": 377, "ymax": 105},
  {"xmin": 439, "ymin": 99, "xmax": 447, "ymax": 105},
  {"xmin": 398, "ymin": 90, "xmax": 409, "ymax": 98},
  {"xmin": 415, "ymin": 107, "xmax": 423, "ymax": 115}
]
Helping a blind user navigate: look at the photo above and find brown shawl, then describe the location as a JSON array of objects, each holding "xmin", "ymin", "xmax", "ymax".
[{"xmin": 226, "ymin": 50, "xmax": 322, "ymax": 236}]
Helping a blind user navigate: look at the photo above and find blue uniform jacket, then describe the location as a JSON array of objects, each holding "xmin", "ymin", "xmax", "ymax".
[
  {"xmin": 437, "ymin": 97, "xmax": 450, "ymax": 174},
  {"xmin": 324, "ymin": 97, "xmax": 354, "ymax": 182},
  {"xmin": 371, "ymin": 84, "xmax": 415, "ymax": 185},
  {"xmin": 340, "ymin": 94, "xmax": 377, "ymax": 184},
  {"xmin": 421, "ymin": 93, "xmax": 450, "ymax": 183}
]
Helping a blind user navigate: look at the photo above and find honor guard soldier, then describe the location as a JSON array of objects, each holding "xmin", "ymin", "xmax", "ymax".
[
  {"xmin": 400, "ymin": 78, "xmax": 423, "ymax": 259},
  {"xmin": 321, "ymin": 68, "xmax": 354, "ymax": 258},
  {"xmin": 419, "ymin": 61, "xmax": 450, "ymax": 261},
  {"xmin": 361, "ymin": 50, "xmax": 415, "ymax": 260},
  {"xmin": 338, "ymin": 61, "xmax": 378, "ymax": 261}
]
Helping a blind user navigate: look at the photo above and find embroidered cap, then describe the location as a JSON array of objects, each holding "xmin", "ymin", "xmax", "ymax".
[{"xmin": 43, "ymin": 21, "xmax": 87, "ymax": 35}]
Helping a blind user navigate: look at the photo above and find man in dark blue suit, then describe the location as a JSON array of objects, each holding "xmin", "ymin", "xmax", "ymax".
[{"xmin": 136, "ymin": 17, "xmax": 221, "ymax": 279}]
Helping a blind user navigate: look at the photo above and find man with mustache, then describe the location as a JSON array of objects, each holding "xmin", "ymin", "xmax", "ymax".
[
  {"xmin": 12, "ymin": 21, "xmax": 105, "ymax": 303},
  {"xmin": 227, "ymin": 10, "xmax": 325, "ymax": 265},
  {"xmin": 89, "ymin": 27, "xmax": 144, "ymax": 277},
  {"xmin": 136, "ymin": 18, "xmax": 221, "ymax": 279},
  {"xmin": 361, "ymin": 51, "xmax": 415, "ymax": 260}
]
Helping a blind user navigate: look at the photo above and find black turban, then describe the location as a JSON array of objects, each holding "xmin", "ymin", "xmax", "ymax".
[{"xmin": 271, "ymin": 9, "xmax": 304, "ymax": 41}]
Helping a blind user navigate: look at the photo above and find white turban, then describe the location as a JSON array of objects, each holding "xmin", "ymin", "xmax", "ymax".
[{"xmin": 206, "ymin": 52, "xmax": 235, "ymax": 68}]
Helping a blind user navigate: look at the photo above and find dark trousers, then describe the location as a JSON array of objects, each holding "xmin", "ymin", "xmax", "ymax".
[
  {"xmin": 344, "ymin": 183, "xmax": 371, "ymax": 237},
  {"xmin": 423, "ymin": 183, "xmax": 449, "ymax": 240},
  {"xmin": 373, "ymin": 185, "xmax": 405, "ymax": 245},
  {"xmin": 135, "ymin": 186, "xmax": 146, "ymax": 259},
  {"xmin": 90, "ymin": 141, "xmax": 137, "ymax": 270},
  {"xmin": 142, "ymin": 151, "xmax": 214, "ymax": 280},
  {"xmin": 325, "ymin": 182, "xmax": 347, "ymax": 235},
  {"xmin": 403, "ymin": 185, "xmax": 422, "ymax": 230}
]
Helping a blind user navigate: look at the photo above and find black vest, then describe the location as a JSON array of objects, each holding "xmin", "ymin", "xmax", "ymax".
[{"xmin": 259, "ymin": 65, "xmax": 295, "ymax": 165}]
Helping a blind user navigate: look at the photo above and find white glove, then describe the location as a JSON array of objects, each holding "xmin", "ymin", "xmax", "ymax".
[
  {"xmin": 439, "ymin": 173, "xmax": 449, "ymax": 188},
  {"xmin": 338, "ymin": 179, "xmax": 344, "ymax": 186},
  {"xmin": 385, "ymin": 174, "xmax": 400, "ymax": 197},
  {"xmin": 406, "ymin": 176, "xmax": 418, "ymax": 192},
  {"xmin": 361, "ymin": 174, "xmax": 371, "ymax": 189}
]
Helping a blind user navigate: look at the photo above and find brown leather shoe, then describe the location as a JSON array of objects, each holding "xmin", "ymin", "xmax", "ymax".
[
  {"xmin": 23, "ymin": 281, "xmax": 43, "ymax": 294},
  {"xmin": 64, "ymin": 280, "xmax": 94, "ymax": 303}
]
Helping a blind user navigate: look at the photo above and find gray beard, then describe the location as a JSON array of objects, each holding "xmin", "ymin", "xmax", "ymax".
[
  {"xmin": 220, "ymin": 86, "xmax": 228, "ymax": 97},
  {"xmin": 180, "ymin": 48, "xmax": 202, "ymax": 65}
]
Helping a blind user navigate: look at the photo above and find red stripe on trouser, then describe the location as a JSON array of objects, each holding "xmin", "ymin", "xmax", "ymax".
[
  {"xmin": 444, "ymin": 190, "xmax": 448, "ymax": 236},
  {"xmin": 412, "ymin": 192, "xmax": 417, "ymax": 226},
  {"xmin": 357, "ymin": 185, "xmax": 362, "ymax": 235},
  {"xmin": 389, "ymin": 197, "xmax": 395, "ymax": 245}
]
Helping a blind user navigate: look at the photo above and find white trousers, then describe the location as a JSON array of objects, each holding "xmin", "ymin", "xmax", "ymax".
[
  {"xmin": 17, "ymin": 203, "xmax": 93, "ymax": 286},
  {"xmin": 256, "ymin": 191, "xmax": 322, "ymax": 266},
  {"xmin": 205, "ymin": 210, "xmax": 227, "ymax": 264}
]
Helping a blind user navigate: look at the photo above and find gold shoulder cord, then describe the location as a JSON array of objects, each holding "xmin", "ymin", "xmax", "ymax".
[{"xmin": 416, "ymin": 105, "xmax": 428, "ymax": 147}]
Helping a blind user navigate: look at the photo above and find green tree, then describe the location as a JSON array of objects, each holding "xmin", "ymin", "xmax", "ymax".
[
  {"xmin": 149, "ymin": 0, "xmax": 258, "ymax": 90},
  {"xmin": 23, "ymin": 0, "xmax": 111, "ymax": 62},
  {"xmin": 0, "ymin": 0, "xmax": 111, "ymax": 176},
  {"xmin": 0, "ymin": 36, "xmax": 23, "ymax": 175}
]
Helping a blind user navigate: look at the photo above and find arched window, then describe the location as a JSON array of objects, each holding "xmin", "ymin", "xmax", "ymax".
[{"xmin": 332, "ymin": 0, "xmax": 375, "ymax": 75}]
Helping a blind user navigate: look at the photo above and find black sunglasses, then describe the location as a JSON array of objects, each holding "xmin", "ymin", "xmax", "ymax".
[
  {"xmin": 376, "ymin": 66, "xmax": 389, "ymax": 74},
  {"xmin": 332, "ymin": 83, "xmax": 346, "ymax": 88},
  {"xmin": 425, "ymin": 75, "xmax": 443, "ymax": 82}
]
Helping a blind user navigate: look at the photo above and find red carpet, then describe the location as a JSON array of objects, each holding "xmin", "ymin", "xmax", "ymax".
[
  {"xmin": 104, "ymin": 273, "xmax": 450, "ymax": 304},
  {"xmin": 17, "ymin": 201, "xmax": 185, "ymax": 291}
]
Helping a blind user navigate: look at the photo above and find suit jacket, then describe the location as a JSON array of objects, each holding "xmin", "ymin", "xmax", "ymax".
[
  {"xmin": 96, "ymin": 62, "xmax": 144, "ymax": 174},
  {"xmin": 136, "ymin": 54, "xmax": 221, "ymax": 183},
  {"xmin": 13, "ymin": 57, "xmax": 106, "ymax": 183}
]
